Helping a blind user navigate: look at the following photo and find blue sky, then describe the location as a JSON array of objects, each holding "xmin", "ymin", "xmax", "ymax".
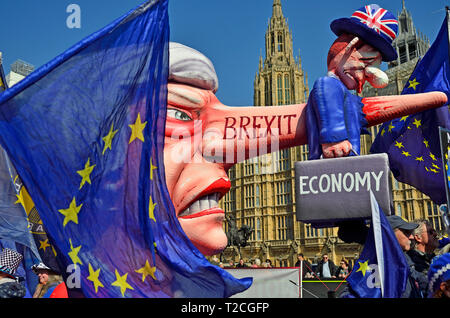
[{"xmin": 0, "ymin": 0, "xmax": 448, "ymax": 105}]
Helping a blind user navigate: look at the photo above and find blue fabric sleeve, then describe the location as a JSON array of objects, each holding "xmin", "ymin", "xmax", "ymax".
[
  {"xmin": 311, "ymin": 77, "xmax": 349, "ymax": 144},
  {"xmin": 306, "ymin": 77, "xmax": 367, "ymax": 159}
]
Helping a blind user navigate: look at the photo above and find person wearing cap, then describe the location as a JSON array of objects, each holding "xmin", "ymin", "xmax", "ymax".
[
  {"xmin": 0, "ymin": 248, "xmax": 26, "ymax": 298},
  {"xmin": 31, "ymin": 262, "xmax": 68, "ymax": 298},
  {"xmin": 387, "ymin": 215, "xmax": 427, "ymax": 297},
  {"xmin": 427, "ymin": 253, "xmax": 450, "ymax": 298}
]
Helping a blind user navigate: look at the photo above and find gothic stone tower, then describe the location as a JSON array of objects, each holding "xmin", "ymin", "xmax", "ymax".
[{"xmin": 254, "ymin": 0, "xmax": 309, "ymax": 106}]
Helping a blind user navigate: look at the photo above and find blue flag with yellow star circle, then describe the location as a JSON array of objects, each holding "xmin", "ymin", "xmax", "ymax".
[
  {"xmin": 371, "ymin": 11, "xmax": 450, "ymax": 205},
  {"xmin": 0, "ymin": 0, "xmax": 251, "ymax": 298},
  {"xmin": 344, "ymin": 193, "xmax": 409, "ymax": 298}
]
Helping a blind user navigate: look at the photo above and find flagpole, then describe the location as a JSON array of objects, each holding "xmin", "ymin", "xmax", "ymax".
[{"xmin": 370, "ymin": 191, "xmax": 385, "ymax": 297}]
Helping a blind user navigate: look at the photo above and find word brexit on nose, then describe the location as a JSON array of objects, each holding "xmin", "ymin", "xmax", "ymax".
[{"xmin": 223, "ymin": 114, "xmax": 297, "ymax": 139}]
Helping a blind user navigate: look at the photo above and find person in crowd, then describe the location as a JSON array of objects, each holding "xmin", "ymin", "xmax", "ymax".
[
  {"xmin": 31, "ymin": 262, "xmax": 68, "ymax": 298},
  {"xmin": 340, "ymin": 216, "xmax": 425, "ymax": 298},
  {"xmin": 235, "ymin": 258, "xmax": 247, "ymax": 268},
  {"xmin": 387, "ymin": 215, "xmax": 427, "ymax": 298},
  {"xmin": 427, "ymin": 253, "xmax": 450, "ymax": 298},
  {"xmin": 295, "ymin": 253, "xmax": 313, "ymax": 278},
  {"xmin": 316, "ymin": 254, "xmax": 337, "ymax": 279},
  {"xmin": 0, "ymin": 248, "xmax": 26, "ymax": 298},
  {"xmin": 227, "ymin": 260, "xmax": 235, "ymax": 268},
  {"xmin": 407, "ymin": 219, "xmax": 439, "ymax": 275},
  {"xmin": 251, "ymin": 258, "xmax": 261, "ymax": 268},
  {"xmin": 263, "ymin": 259, "xmax": 272, "ymax": 268},
  {"xmin": 337, "ymin": 259, "xmax": 350, "ymax": 279}
]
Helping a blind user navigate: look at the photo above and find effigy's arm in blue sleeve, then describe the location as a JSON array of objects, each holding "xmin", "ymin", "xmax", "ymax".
[{"xmin": 310, "ymin": 77, "xmax": 349, "ymax": 144}]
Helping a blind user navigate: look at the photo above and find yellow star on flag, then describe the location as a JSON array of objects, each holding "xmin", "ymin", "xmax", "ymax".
[
  {"xmin": 68, "ymin": 239, "xmax": 83, "ymax": 267},
  {"xmin": 87, "ymin": 264, "xmax": 104, "ymax": 293},
  {"xmin": 381, "ymin": 128, "xmax": 386, "ymax": 136},
  {"xmin": 388, "ymin": 123, "xmax": 395, "ymax": 132},
  {"xmin": 129, "ymin": 113, "xmax": 147, "ymax": 144},
  {"xmin": 432, "ymin": 163, "xmax": 441, "ymax": 170},
  {"xmin": 400, "ymin": 116, "xmax": 409, "ymax": 122},
  {"xmin": 402, "ymin": 151, "xmax": 411, "ymax": 157},
  {"xmin": 111, "ymin": 270, "xmax": 134, "ymax": 297},
  {"xmin": 356, "ymin": 260, "xmax": 370, "ymax": 277},
  {"xmin": 408, "ymin": 78, "xmax": 420, "ymax": 90},
  {"xmin": 394, "ymin": 141, "xmax": 404, "ymax": 149},
  {"xmin": 77, "ymin": 158, "xmax": 96, "ymax": 189},
  {"xmin": 412, "ymin": 118, "xmax": 422, "ymax": 128},
  {"xmin": 58, "ymin": 197, "xmax": 83, "ymax": 227},
  {"xmin": 150, "ymin": 160, "xmax": 157, "ymax": 181},
  {"xmin": 39, "ymin": 239, "xmax": 51, "ymax": 252},
  {"xmin": 149, "ymin": 195, "xmax": 157, "ymax": 222},
  {"xmin": 135, "ymin": 260, "xmax": 157, "ymax": 282},
  {"xmin": 430, "ymin": 153, "xmax": 437, "ymax": 161},
  {"xmin": 14, "ymin": 190, "xmax": 25, "ymax": 207},
  {"xmin": 415, "ymin": 156, "xmax": 424, "ymax": 162},
  {"xmin": 423, "ymin": 139, "xmax": 429, "ymax": 148},
  {"xmin": 102, "ymin": 123, "xmax": 119, "ymax": 155}
]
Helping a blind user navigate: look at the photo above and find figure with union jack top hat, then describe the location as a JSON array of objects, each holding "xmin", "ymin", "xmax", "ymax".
[{"xmin": 306, "ymin": 4, "xmax": 408, "ymax": 160}]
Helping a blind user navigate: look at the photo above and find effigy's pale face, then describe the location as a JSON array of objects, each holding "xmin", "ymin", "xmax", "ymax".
[
  {"xmin": 328, "ymin": 42, "xmax": 387, "ymax": 93},
  {"xmin": 164, "ymin": 83, "xmax": 230, "ymax": 256}
]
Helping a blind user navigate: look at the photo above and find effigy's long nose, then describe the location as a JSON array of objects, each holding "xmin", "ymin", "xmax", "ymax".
[
  {"xmin": 203, "ymin": 103, "xmax": 308, "ymax": 165},
  {"xmin": 362, "ymin": 92, "xmax": 448, "ymax": 126}
]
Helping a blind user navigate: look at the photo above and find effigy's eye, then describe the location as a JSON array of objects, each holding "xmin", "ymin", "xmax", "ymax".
[{"xmin": 167, "ymin": 108, "xmax": 193, "ymax": 121}]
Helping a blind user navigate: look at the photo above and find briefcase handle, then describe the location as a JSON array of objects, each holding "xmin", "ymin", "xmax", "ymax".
[{"xmin": 319, "ymin": 145, "xmax": 359, "ymax": 159}]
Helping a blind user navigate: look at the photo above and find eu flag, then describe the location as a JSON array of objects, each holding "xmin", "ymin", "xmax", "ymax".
[
  {"xmin": 344, "ymin": 192, "xmax": 409, "ymax": 298},
  {"xmin": 371, "ymin": 10, "xmax": 450, "ymax": 204},
  {"xmin": 0, "ymin": 0, "xmax": 250, "ymax": 298},
  {"xmin": 0, "ymin": 148, "xmax": 40, "ymax": 259}
]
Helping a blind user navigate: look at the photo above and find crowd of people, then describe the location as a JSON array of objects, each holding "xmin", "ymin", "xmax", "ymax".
[
  {"xmin": 0, "ymin": 248, "xmax": 68, "ymax": 298},
  {"xmin": 212, "ymin": 257, "xmax": 275, "ymax": 269},
  {"xmin": 212, "ymin": 215, "xmax": 450, "ymax": 299},
  {"xmin": 1, "ymin": 214, "xmax": 449, "ymax": 298}
]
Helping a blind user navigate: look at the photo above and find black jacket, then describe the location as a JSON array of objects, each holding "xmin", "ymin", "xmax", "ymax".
[
  {"xmin": 406, "ymin": 249, "xmax": 434, "ymax": 275},
  {"xmin": 316, "ymin": 260, "xmax": 338, "ymax": 278},
  {"xmin": 403, "ymin": 252, "xmax": 427, "ymax": 298}
]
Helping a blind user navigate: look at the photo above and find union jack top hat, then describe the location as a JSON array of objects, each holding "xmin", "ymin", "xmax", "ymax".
[
  {"xmin": 330, "ymin": 4, "xmax": 399, "ymax": 62},
  {"xmin": 0, "ymin": 248, "xmax": 23, "ymax": 278}
]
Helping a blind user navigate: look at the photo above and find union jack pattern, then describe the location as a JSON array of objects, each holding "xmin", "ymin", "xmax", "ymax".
[{"xmin": 351, "ymin": 5, "xmax": 398, "ymax": 41}]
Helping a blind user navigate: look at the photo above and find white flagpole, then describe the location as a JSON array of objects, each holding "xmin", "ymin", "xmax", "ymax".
[{"xmin": 370, "ymin": 190, "xmax": 385, "ymax": 297}]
